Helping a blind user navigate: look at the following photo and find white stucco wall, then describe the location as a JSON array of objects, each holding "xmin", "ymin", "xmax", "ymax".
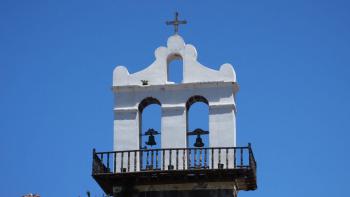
[{"xmin": 113, "ymin": 82, "xmax": 238, "ymax": 151}]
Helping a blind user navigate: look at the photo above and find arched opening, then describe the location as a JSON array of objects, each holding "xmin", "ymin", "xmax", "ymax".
[
  {"xmin": 167, "ymin": 54, "xmax": 183, "ymax": 83},
  {"xmin": 139, "ymin": 97, "xmax": 161, "ymax": 149},
  {"xmin": 138, "ymin": 97, "xmax": 161, "ymax": 170},
  {"xmin": 186, "ymin": 96, "xmax": 209, "ymax": 169}
]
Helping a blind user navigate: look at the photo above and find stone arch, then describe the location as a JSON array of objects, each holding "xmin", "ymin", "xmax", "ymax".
[
  {"xmin": 138, "ymin": 97, "xmax": 161, "ymax": 113},
  {"xmin": 186, "ymin": 95, "xmax": 209, "ymax": 110}
]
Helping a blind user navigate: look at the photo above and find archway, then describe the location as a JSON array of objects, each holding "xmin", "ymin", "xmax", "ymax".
[
  {"xmin": 186, "ymin": 95, "xmax": 209, "ymax": 169},
  {"xmin": 139, "ymin": 97, "xmax": 162, "ymax": 170},
  {"xmin": 167, "ymin": 53, "xmax": 183, "ymax": 83}
]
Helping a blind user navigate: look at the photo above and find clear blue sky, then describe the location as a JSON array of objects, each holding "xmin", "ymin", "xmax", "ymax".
[{"xmin": 1, "ymin": 0, "xmax": 350, "ymax": 196}]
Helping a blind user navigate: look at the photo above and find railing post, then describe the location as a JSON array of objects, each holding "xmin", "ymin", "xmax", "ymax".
[
  {"xmin": 183, "ymin": 149, "xmax": 186, "ymax": 170},
  {"xmin": 211, "ymin": 148, "xmax": 214, "ymax": 169},
  {"xmin": 162, "ymin": 150, "xmax": 165, "ymax": 170},
  {"xmin": 218, "ymin": 148, "xmax": 224, "ymax": 169},
  {"xmin": 134, "ymin": 151, "xmax": 137, "ymax": 172},
  {"xmin": 140, "ymin": 150, "xmax": 143, "ymax": 170},
  {"xmin": 107, "ymin": 152, "xmax": 110, "ymax": 172},
  {"xmin": 247, "ymin": 142, "xmax": 256, "ymax": 169},
  {"xmin": 188, "ymin": 149, "xmax": 192, "ymax": 168},
  {"xmin": 127, "ymin": 151, "xmax": 130, "ymax": 172},
  {"xmin": 151, "ymin": 150, "xmax": 154, "ymax": 169},
  {"xmin": 121, "ymin": 152, "xmax": 124, "ymax": 172},
  {"xmin": 234, "ymin": 148, "xmax": 237, "ymax": 168},
  {"xmin": 248, "ymin": 143, "xmax": 252, "ymax": 167},
  {"xmin": 194, "ymin": 149, "xmax": 197, "ymax": 167},
  {"xmin": 226, "ymin": 148, "xmax": 229, "ymax": 169},
  {"xmin": 204, "ymin": 148, "xmax": 207, "ymax": 168},
  {"xmin": 176, "ymin": 149, "xmax": 179, "ymax": 170},
  {"xmin": 114, "ymin": 152, "xmax": 117, "ymax": 173},
  {"xmin": 146, "ymin": 150, "xmax": 149, "ymax": 169},
  {"xmin": 168, "ymin": 149, "xmax": 173, "ymax": 170},
  {"xmin": 92, "ymin": 148, "xmax": 96, "ymax": 174},
  {"xmin": 199, "ymin": 148, "xmax": 202, "ymax": 168},
  {"xmin": 240, "ymin": 148, "xmax": 243, "ymax": 167},
  {"xmin": 156, "ymin": 150, "xmax": 159, "ymax": 170}
]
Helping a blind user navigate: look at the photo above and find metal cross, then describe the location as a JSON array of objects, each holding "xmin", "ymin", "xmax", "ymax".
[{"xmin": 166, "ymin": 12, "xmax": 187, "ymax": 34}]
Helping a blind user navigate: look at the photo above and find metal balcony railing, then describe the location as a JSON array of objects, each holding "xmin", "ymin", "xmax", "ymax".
[{"xmin": 92, "ymin": 144, "xmax": 256, "ymax": 174}]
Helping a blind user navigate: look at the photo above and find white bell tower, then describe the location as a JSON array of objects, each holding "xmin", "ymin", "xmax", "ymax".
[
  {"xmin": 92, "ymin": 13, "xmax": 257, "ymax": 197},
  {"xmin": 113, "ymin": 33, "xmax": 238, "ymax": 161}
]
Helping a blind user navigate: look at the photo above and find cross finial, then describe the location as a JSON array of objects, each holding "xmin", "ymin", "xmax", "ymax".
[{"xmin": 166, "ymin": 12, "xmax": 187, "ymax": 34}]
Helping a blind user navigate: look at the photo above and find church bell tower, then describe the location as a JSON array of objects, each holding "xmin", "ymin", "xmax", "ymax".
[{"xmin": 92, "ymin": 13, "xmax": 257, "ymax": 197}]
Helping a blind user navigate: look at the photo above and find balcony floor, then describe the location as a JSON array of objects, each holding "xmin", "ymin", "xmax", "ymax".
[{"xmin": 93, "ymin": 168, "xmax": 256, "ymax": 195}]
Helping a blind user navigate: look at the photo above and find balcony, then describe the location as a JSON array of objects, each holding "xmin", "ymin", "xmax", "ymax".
[{"xmin": 92, "ymin": 144, "xmax": 257, "ymax": 195}]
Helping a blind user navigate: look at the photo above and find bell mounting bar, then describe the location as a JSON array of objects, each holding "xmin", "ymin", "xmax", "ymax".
[
  {"xmin": 143, "ymin": 128, "xmax": 160, "ymax": 136},
  {"xmin": 187, "ymin": 128, "xmax": 209, "ymax": 136}
]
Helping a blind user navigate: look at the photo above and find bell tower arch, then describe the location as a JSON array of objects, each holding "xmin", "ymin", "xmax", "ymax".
[
  {"xmin": 167, "ymin": 53, "xmax": 183, "ymax": 83},
  {"xmin": 138, "ymin": 97, "xmax": 161, "ymax": 150},
  {"xmin": 186, "ymin": 95, "xmax": 209, "ymax": 148}
]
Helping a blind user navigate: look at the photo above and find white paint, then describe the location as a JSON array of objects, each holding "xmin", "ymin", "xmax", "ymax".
[{"xmin": 112, "ymin": 34, "xmax": 239, "ymax": 171}]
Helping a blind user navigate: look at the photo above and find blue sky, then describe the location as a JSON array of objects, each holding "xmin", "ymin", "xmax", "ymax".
[{"xmin": 1, "ymin": 0, "xmax": 350, "ymax": 196}]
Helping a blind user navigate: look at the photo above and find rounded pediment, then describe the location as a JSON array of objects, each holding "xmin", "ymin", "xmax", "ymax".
[{"xmin": 113, "ymin": 34, "xmax": 236, "ymax": 86}]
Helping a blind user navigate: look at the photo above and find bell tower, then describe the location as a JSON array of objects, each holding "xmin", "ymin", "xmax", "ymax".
[{"xmin": 92, "ymin": 13, "xmax": 257, "ymax": 197}]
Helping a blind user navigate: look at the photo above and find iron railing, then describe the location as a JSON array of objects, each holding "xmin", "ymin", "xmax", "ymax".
[{"xmin": 92, "ymin": 144, "xmax": 255, "ymax": 174}]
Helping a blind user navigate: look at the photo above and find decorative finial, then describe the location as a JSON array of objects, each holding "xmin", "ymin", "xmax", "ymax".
[{"xmin": 166, "ymin": 12, "xmax": 187, "ymax": 34}]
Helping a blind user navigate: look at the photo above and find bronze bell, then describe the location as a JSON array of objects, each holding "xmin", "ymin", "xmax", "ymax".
[
  {"xmin": 145, "ymin": 134, "xmax": 156, "ymax": 146},
  {"xmin": 194, "ymin": 134, "xmax": 204, "ymax": 147}
]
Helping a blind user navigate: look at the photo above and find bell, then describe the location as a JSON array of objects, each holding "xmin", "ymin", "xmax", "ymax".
[
  {"xmin": 145, "ymin": 134, "xmax": 156, "ymax": 146},
  {"xmin": 194, "ymin": 134, "xmax": 204, "ymax": 147}
]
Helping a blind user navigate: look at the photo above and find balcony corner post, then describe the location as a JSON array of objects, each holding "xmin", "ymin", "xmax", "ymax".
[{"xmin": 92, "ymin": 148, "xmax": 96, "ymax": 175}]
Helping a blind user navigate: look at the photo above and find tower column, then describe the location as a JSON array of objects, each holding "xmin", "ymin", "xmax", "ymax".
[
  {"xmin": 161, "ymin": 106, "xmax": 187, "ymax": 170},
  {"xmin": 209, "ymin": 104, "xmax": 236, "ymax": 169},
  {"xmin": 114, "ymin": 108, "xmax": 140, "ymax": 172}
]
